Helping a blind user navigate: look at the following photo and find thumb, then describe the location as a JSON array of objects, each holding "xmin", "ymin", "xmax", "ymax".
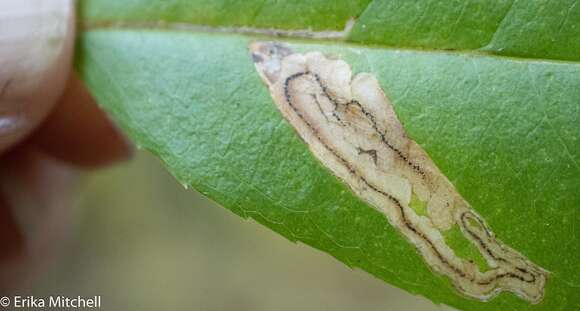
[{"xmin": 0, "ymin": 0, "xmax": 75, "ymax": 154}]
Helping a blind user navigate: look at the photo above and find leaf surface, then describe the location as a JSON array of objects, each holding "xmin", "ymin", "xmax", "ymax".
[{"xmin": 77, "ymin": 1, "xmax": 580, "ymax": 310}]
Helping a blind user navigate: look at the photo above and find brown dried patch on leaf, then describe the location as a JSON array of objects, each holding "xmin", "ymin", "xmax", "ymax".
[{"xmin": 250, "ymin": 41, "xmax": 549, "ymax": 304}]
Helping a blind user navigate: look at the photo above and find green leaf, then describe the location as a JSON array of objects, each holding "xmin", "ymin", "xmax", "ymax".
[
  {"xmin": 77, "ymin": 1, "xmax": 580, "ymax": 310},
  {"xmin": 348, "ymin": 0, "xmax": 580, "ymax": 61}
]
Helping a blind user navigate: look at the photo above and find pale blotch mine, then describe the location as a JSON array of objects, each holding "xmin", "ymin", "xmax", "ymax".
[{"xmin": 249, "ymin": 41, "xmax": 548, "ymax": 304}]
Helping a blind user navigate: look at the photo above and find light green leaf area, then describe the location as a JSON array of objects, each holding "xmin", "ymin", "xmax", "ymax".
[{"xmin": 78, "ymin": 1, "xmax": 580, "ymax": 310}]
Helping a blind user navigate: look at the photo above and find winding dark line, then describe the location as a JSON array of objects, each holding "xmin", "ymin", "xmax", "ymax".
[
  {"xmin": 347, "ymin": 99, "xmax": 426, "ymax": 178},
  {"xmin": 312, "ymin": 73, "xmax": 426, "ymax": 177},
  {"xmin": 283, "ymin": 71, "xmax": 536, "ymax": 287},
  {"xmin": 460, "ymin": 213, "xmax": 537, "ymax": 283}
]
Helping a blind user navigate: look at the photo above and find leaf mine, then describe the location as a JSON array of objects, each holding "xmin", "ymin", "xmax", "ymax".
[{"xmin": 250, "ymin": 41, "xmax": 549, "ymax": 304}]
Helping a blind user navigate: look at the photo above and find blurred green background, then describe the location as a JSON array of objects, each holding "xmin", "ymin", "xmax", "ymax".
[{"xmin": 33, "ymin": 151, "xmax": 454, "ymax": 310}]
